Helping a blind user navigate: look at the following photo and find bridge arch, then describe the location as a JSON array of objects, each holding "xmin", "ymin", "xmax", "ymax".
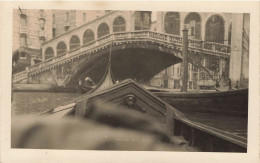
[
  {"xmin": 83, "ymin": 29, "xmax": 95, "ymax": 45},
  {"xmin": 56, "ymin": 41, "xmax": 67, "ymax": 56},
  {"xmin": 164, "ymin": 12, "xmax": 180, "ymax": 36},
  {"xmin": 205, "ymin": 14, "xmax": 225, "ymax": 43},
  {"xmin": 97, "ymin": 22, "xmax": 110, "ymax": 38},
  {"xmin": 184, "ymin": 12, "xmax": 201, "ymax": 39},
  {"xmin": 204, "ymin": 13, "xmax": 227, "ymax": 26},
  {"xmin": 44, "ymin": 47, "xmax": 54, "ymax": 59},
  {"xmin": 64, "ymin": 40, "xmax": 183, "ymax": 87},
  {"xmin": 69, "ymin": 35, "xmax": 81, "ymax": 50},
  {"xmin": 113, "ymin": 16, "xmax": 126, "ymax": 32}
]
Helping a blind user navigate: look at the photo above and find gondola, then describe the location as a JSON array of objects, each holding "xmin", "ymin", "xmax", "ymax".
[{"xmin": 38, "ymin": 41, "xmax": 248, "ymax": 152}]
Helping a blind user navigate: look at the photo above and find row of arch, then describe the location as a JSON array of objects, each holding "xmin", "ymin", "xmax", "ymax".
[
  {"xmin": 45, "ymin": 16, "xmax": 126, "ymax": 59},
  {"xmin": 164, "ymin": 12, "xmax": 229, "ymax": 44},
  {"xmin": 45, "ymin": 12, "xmax": 231, "ymax": 59}
]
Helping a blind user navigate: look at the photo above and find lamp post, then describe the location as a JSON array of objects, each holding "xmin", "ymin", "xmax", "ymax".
[{"xmin": 181, "ymin": 26, "xmax": 189, "ymax": 92}]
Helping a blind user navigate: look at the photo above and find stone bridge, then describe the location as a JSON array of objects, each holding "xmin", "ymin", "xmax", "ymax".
[{"xmin": 13, "ymin": 11, "xmax": 231, "ymax": 89}]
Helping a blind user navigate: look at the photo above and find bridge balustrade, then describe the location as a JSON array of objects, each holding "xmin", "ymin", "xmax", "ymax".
[
  {"xmin": 149, "ymin": 32, "xmax": 168, "ymax": 41},
  {"xmin": 12, "ymin": 70, "xmax": 28, "ymax": 82},
  {"xmin": 130, "ymin": 31, "xmax": 149, "ymax": 38},
  {"xmin": 203, "ymin": 41, "xmax": 231, "ymax": 53},
  {"xmin": 168, "ymin": 35, "xmax": 183, "ymax": 45},
  {"xmin": 214, "ymin": 43, "xmax": 230, "ymax": 53},
  {"xmin": 189, "ymin": 39, "xmax": 203, "ymax": 48},
  {"xmin": 68, "ymin": 47, "xmax": 81, "ymax": 54},
  {"xmin": 97, "ymin": 34, "xmax": 114, "ymax": 45},
  {"xmin": 113, "ymin": 32, "xmax": 130, "ymax": 39},
  {"xmin": 82, "ymin": 40, "xmax": 96, "ymax": 48},
  {"xmin": 13, "ymin": 30, "xmax": 231, "ymax": 82}
]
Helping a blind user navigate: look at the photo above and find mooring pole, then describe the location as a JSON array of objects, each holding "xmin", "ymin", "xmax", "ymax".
[{"xmin": 181, "ymin": 27, "xmax": 189, "ymax": 92}]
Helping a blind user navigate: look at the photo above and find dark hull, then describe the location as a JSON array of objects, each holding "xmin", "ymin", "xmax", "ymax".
[
  {"xmin": 78, "ymin": 85, "xmax": 94, "ymax": 94},
  {"xmin": 154, "ymin": 89, "xmax": 248, "ymax": 117},
  {"xmin": 41, "ymin": 80, "xmax": 248, "ymax": 152}
]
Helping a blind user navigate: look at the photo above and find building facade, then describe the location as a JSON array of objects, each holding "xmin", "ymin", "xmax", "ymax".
[
  {"xmin": 149, "ymin": 12, "xmax": 249, "ymax": 89},
  {"xmin": 51, "ymin": 10, "xmax": 106, "ymax": 38},
  {"xmin": 12, "ymin": 9, "xmax": 105, "ymax": 73},
  {"xmin": 12, "ymin": 9, "xmax": 52, "ymax": 73},
  {"xmin": 12, "ymin": 10, "xmax": 249, "ymax": 89}
]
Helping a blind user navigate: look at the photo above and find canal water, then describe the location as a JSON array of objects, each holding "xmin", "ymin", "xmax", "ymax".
[
  {"xmin": 12, "ymin": 92, "xmax": 80, "ymax": 115},
  {"xmin": 11, "ymin": 91, "xmax": 247, "ymax": 140}
]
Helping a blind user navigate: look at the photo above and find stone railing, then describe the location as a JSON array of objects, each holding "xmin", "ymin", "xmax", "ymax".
[
  {"xmin": 189, "ymin": 39, "xmax": 231, "ymax": 53},
  {"xmin": 12, "ymin": 70, "xmax": 28, "ymax": 82},
  {"xmin": 13, "ymin": 30, "xmax": 231, "ymax": 82}
]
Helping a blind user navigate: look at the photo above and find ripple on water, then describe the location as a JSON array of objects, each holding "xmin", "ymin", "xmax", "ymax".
[{"xmin": 12, "ymin": 92, "xmax": 80, "ymax": 115}]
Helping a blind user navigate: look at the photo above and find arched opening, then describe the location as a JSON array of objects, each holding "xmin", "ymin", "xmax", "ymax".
[
  {"xmin": 45, "ymin": 47, "xmax": 54, "ymax": 59},
  {"xmin": 113, "ymin": 16, "xmax": 126, "ymax": 32},
  {"xmin": 97, "ymin": 23, "xmax": 110, "ymax": 38},
  {"xmin": 57, "ymin": 41, "xmax": 67, "ymax": 56},
  {"xmin": 12, "ymin": 50, "xmax": 31, "ymax": 74},
  {"xmin": 83, "ymin": 29, "xmax": 95, "ymax": 45},
  {"xmin": 205, "ymin": 15, "xmax": 225, "ymax": 43},
  {"xmin": 134, "ymin": 11, "xmax": 151, "ymax": 30},
  {"xmin": 18, "ymin": 51, "xmax": 29, "ymax": 60},
  {"xmin": 69, "ymin": 35, "xmax": 80, "ymax": 50},
  {"xmin": 164, "ymin": 12, "xmax": 180, "ymax": 35},
  {"xmin": 184, "ymin": 12, "xmax": 201, "ymax": 39}
]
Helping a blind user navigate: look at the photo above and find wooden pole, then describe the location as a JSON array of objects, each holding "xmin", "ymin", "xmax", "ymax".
[{"xmin": 181, "ymin": 27, "xmax": 189, "ymax": 92}]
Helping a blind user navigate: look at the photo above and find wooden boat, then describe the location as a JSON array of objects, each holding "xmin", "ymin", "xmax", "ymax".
[
  {"xmin": 78, "ymin": 85, "xmax": 95, "ymax": 94},
  {"xmin": 38, "ymin": 42, "xmax": 248, "ymax": 152},
  {"xmin": 40, "ymin": 77, "xmax": 247, "ymax": 152},
  {"xmin": 154, "ymin": 88, "xmax": 248, "ymax": 117}
]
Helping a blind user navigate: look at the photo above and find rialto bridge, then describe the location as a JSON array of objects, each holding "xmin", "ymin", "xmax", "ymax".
[{"xmin": 12, "ymin": 10, "xmax": 231, "ymax": 89}]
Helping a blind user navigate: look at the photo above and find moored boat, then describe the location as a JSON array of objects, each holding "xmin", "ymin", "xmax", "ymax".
[
  {"xmin": 37, "ymin": 40, "xmax": 248, "ymax": 152},
  {"xmin": 154, "ymin": 88, "xmax": 248, "ymax": 117}
]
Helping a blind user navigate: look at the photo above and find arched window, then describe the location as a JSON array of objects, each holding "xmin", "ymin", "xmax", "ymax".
[
  {"xmin": 39, "ymin": 19, "xmax": 45, "ymax": 30},
  {"xmin": 19, "ymin": 51, "xmax": 27, "ymax": 59},
  {"xmin": 66, "ymin": 12, "xmax": 70, "ymax": 22},
  {"xmin": 83, "ymin": 29, "xmax": 95, "ymax": 45},
  {"xmin": 69, "ymin": 35, "xmax": 80, "ymax": 50},
  {"xmin": 228, "ymin": 23, "xmax": 232, "ymax": 45},
  {"xmin": 83, "ymin": 12, "xmax": 86, "ymax": 23},
  {"xmin": 52, "ymin": 14, "xmax": 56, "ymax": 25},
  {"xmin": 184, "ymin": 12, "xmax": 201, "ymax": 39},
  {"xmin": 20, "ymin": 35, "xmax": 27, "ymax": 47},
  {"xmin": 97, "ymin": 23, "xmax": 110, "ymax": 38},
  {"xmin": 45, "ymin": 47, "xmax": 54, "ymax": 59},
  {"xmin": 205, "ymin": 15, "xmax": 225, "ymax": 43},
  {"xmin": 20, "ymin": 14, "xmax": 27, "ymax": 27},
  {"xmin": 113, "ymin": 16, "xmax": 126, "ymax": 32},
  {"xmin": 57, "ymin": 41, "xmax": 67, "ymax": 56},
  {"xmin": 164, "ymin": 12, "xmax": 180, "ymax": 35},
  {"xmin": 135, "ymin": 11, "xmax": 151, "ymax": 30}
]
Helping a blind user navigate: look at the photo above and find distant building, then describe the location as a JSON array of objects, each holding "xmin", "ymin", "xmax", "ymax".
[
  {"xmin": 51, "ymin": 10, "xmax": 105, "ymax": 37},
  {"xmin": 12, "ymin": 10, "xmax": 248, "ymax": 89},
  {"xmin": 12, "ymin": 9, "xmax": 52, "ymax": 73},
  {"xmin": 149, "ymin": 12, "xmax": 249, "ymax": 89},
  {"xmin": 12, "ymin": 9, "xmax": 105, "ymax": 73}
]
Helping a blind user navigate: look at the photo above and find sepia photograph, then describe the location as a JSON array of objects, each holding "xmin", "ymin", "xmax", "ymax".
[{"xmin": 1, "ymin": 1, "xmax": 259, "ymax": 163}]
